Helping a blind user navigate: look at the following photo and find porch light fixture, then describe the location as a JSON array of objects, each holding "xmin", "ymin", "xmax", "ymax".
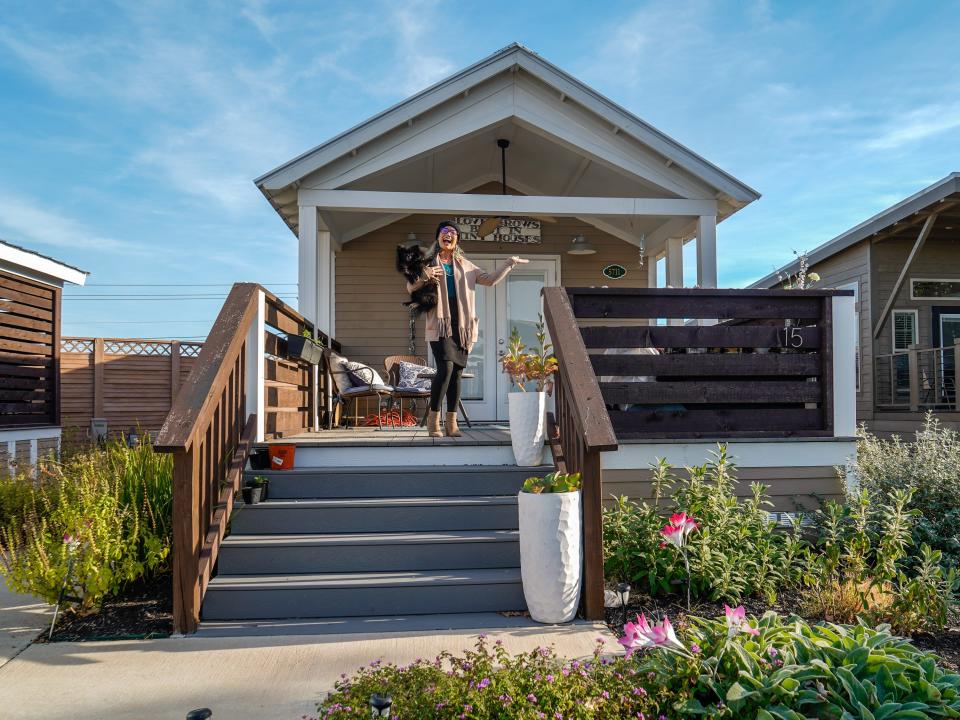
[
  {"xmin": 567, "ymin": 234, "xmax": 596, "ymax": 255},
  {"xmin": 404, "ymin": 232, "xmax": 419, "ymax": 247}
]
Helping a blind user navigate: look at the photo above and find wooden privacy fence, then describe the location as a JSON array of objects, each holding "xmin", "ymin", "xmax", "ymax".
[
  {"xmin": 156, "ymin": 283, "xmax": 339, "ymax": 633},
  {"xmin": 61, "ymin": 337, "xmax": 203, "ymax": 436},
  {"xmin": 571, "ymin": 287, "xmax": 853, "ymax": 439},
  {"xmin": 0, "ymin": 270, "xmax": 60, "ymax": 428}
]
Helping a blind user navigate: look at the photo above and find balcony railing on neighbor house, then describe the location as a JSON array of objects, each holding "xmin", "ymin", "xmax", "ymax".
[
  {"xmin": 155, "ymin": 283, "xmax": 339, "ymax": 633},
  {"xmin": 543, "ymin": 287, "xmax": 854, "ymax": 619},
  {"xmin": 874, "ymin": 342, "xmax": 960, "ymax": 411}
]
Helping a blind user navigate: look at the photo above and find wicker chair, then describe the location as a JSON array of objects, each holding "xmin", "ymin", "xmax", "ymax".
[
  {"xmin": 384, "ymin": 354, "xmax": 432, "ymax": 423},
  {"xmin": 325, "ymin": 349, "xmax": 396, "ymax": 429}
]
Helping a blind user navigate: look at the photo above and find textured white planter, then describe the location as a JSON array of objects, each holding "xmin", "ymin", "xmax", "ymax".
[
  {"xmin": 508, "ymin": 391, "xmax": 546, "ymax": 467},
  {"xmin": 518, "ymin": 490, "xmax": 582, "ymax": 623}
]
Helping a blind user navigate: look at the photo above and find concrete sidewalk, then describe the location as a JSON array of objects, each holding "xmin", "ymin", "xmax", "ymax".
[
  {"xmin": 0, "ymin": 580, "xmax": 51, "ymax": 669},
  {"xmin": 0, "ymin": 621, "xmax": 615, "ymax": 720}
]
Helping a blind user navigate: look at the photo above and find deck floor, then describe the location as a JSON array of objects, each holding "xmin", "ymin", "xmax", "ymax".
[{"xmin": 276, "ymin": 423, "xmax": 512, "ymax": 447}]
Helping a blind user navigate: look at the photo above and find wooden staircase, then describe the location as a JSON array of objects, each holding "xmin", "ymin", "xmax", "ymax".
[{"xmin": 202, "ymin": 463, "xmax": 545, "ymax": 621}]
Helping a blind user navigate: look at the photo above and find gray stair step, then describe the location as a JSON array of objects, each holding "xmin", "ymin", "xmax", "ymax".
[
  {"xmin": 202, "ymin": 568, "xmax": 526, "ymax": 620},
  {"xmin": 242, "ymin": 465, "xmax": 549, "ymax": 500},
  {"xmin": 218, "ymin": 530, "xmax": 520, "ymax": 574},
  {"xmin": 229, "ymin": 496, "xmax": 519, "ymax": 535}
]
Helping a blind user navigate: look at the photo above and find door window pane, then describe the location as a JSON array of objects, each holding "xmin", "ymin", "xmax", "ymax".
[{"xmin": 507, "ymin": 271, "xmax": 546, "ymax": 391}]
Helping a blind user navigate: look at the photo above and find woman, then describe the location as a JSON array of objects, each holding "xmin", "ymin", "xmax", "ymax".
[{"xmin": 407, "ymin": 221, "xmax": 529, "ymax": 437}]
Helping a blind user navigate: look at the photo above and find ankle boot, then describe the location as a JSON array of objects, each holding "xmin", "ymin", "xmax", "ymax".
[
  {"xmin": 427, "ymin": 410, "xmax": 442, "ymax": 437},
  {"xmin": 445, "ymin": 411, "xmax": 461, "ymax": 437}
]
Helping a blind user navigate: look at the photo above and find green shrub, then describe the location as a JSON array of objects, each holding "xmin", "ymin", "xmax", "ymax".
[
  {"xmin": 0, "ymin": 438, "xmax": 172, "ymax": 611},
  {"xmin": 315, "ymin": 635, "xmax": 662, "ymax": 719},
  {"xmin": 630, "ymin": 609, "xmax": 960, "ymax": 719},
  {"xmin": 603, "ymin": 447, "xmax": 806, "ymax": 604},
  {"xmin": 850, "ymin": 414, "xmax": 960, "ymax": 569},
  {"xmin": 0, "ymin": 471, "xmax": 39, "ymax": 534}
]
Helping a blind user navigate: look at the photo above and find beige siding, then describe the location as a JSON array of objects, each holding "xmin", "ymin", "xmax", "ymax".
[
  {"xmin": 335, "ymin": 211, "xmax": 650, "ymax": 369},
  {"xmin": 809, "ymin": 242, "xmax": 872, "ymax": 422},
  {"xmin": 603, "ymin": 465, "xmax": 844, "ymax": 513}
]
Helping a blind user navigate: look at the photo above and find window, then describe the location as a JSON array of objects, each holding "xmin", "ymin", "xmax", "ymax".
[
  {"xmin": 837, "ymin": 282, "xmax": 860, "ymax": 392},
  {"xmin": 911, "ymin": 279, "xmax": 960, "ymax": 300},
  {"xmin": 892, "ymin": 309, "xmax": 918, "ymax": 397}
]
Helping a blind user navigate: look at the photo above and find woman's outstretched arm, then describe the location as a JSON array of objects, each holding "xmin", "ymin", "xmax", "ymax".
[{"xmin": 475, "ymin": 256, "xmax": 530, "ymax": 286}]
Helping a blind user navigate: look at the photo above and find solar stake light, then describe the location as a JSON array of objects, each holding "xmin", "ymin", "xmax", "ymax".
[
  {"xmin": 369, "ymin": 692, "xmax": 393, "ymax": 717},
  {"xmin": 185, "ymin": 709, "xmax": 212, "ymax": 720}
]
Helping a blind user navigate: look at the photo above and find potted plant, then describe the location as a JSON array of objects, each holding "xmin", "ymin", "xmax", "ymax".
[
  {"xmin": 500, "ymin": 316, "xmax": 558, "ymax": 466},
  {"xmin": 284, "ymin": 329, "xmax": 324, "ymax": 365},
  {"xmin": 249, "ymin": 447, "xmax": 270, "ymax": 470},
  {"xmin": 250, "ymin": 474, "xmax": 269, "ymax": 501},
  {"xmin": 241, "ymin": 483, "xmax": 263, "ymax": 505},
  {"xmin": 518, "ymin": 471, "xmax": 582, "ymax": 623}
]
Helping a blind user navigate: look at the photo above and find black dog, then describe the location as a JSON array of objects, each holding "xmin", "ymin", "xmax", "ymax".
[{"xmin": 395, "ymin": 244, "xmax": 438, "ymax": 316}]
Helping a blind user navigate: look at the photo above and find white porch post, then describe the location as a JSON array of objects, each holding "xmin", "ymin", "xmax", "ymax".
[
  {"xmin": 696, "ymin": 215, "xmax": 717, "ymax": 289},
  {"xmin": 832, "ymin": 294, "xmax": 857, "ymax": 437},
  {"xmin": 245, "ymin": 289, "xmax": 266, "ymax": 442},
  {"xmin": 666, "ymin": 238, "xmax": 684, "ymax": 327},
  {"xmin": 647, "ymin": 254, "xmax": 658, "ymax": 288},
  {"xmin": 298, "ymin": 205, "xmax": 319, "ymax": 326}
]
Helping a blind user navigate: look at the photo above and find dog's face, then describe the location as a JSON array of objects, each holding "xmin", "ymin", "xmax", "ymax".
[{"xmin": 396, "ymin": 243, "xmax": 425, "ymax": 273}]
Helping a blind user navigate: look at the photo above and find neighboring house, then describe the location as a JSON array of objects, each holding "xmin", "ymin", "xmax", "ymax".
[
  {"xmin": 751, "ymin": 173, "xmax": 960, "ymax": 438},
  {"xmin": 158, "ymin": 43, "xmax": 858, "ymax": 633},
  {"xmin": 0, "ymin": 240, "xmax": 87, "ymax": 469}
]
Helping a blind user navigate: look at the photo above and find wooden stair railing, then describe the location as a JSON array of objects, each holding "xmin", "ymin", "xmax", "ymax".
[
  {"xmin": 155, "ymin": 283, "xmax": 334, "ymax": 633},
  {"xmin": 542, "ymin": 287, "xmax": 618, "ymax": 621}
]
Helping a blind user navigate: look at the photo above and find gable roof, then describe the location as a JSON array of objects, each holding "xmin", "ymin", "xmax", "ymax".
[
  {"xmin": 0, "ymin": 239, "xmax": 88, "ymax": 286},
  {"xmin": 751, "ymin": 173, "xmax": 960, "ymax": 289},
  {"xmin": 255, "ymin": 43, "xmax": 760, "ymax": 238}
]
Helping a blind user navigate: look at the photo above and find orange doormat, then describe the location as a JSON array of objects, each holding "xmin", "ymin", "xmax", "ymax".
[{"xmin": 360, "ymin": 409, "xmax": 420, "ymax": 428}]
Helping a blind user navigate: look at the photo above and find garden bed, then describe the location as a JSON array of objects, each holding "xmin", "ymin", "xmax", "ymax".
[
  {"xmin": 604, "ymin": 589, "xmax": 960, "ymax": 670},
  {"xmin": 36, "ymin": 571, "xmax": 172, "ymax": 642}
]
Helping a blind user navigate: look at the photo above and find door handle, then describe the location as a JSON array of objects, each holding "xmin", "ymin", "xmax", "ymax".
[{"xmin": 498, "ymin": 338, "xmax": 505, "ymax": 345}]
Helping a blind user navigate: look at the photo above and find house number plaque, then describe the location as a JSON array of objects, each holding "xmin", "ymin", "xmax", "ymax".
[{"xmin": 602, "ymin": 264, "xmax": 627, "ymax": 280}]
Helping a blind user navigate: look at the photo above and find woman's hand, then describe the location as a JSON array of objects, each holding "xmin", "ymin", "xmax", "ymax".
[
  {"xmin": 509, "ymin": 256, "xmax": 530, "ymax": 266},
  {"xmin": 425, "ymin": 265, "xmax": 445, "ymax": 281}
]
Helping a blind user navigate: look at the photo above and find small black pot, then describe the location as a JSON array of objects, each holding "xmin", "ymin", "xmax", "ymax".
[
  {"xmin": 285, "ymin": 335, "xmax": 324, "ymax": 365},
  {"xmin": 252, "ymin": 479, "xmax": 269, "ymax": 501},
  {"xmin": 249, "ymin": 449, "xmax": 270, "ymax": 470},
  {"xmin": 241, "ymin": 486, "xmax": 263, "ymax": 505}
]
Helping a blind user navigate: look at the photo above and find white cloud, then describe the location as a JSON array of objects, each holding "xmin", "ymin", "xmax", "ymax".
[{"xmin": 861, "ymin": 100, "xmax": 960, "ymax": 151}]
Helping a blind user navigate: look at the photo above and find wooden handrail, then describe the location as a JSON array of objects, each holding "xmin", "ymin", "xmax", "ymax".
[
  {"xmin": 156, "ymin": 282, "xmax": 332, "ymax": 633},
  {"xmin": 542, "ymin": 287, "xmax": 618, "ymax": 621},
  {"xmin": 542, "ymin": 288, "xmax": 618, "ymax": 452}
]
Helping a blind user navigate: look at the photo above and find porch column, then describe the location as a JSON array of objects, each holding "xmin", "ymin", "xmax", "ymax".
[
  {"xmin": 696, "ymin": 215, "xmax": 717, "ymax": 289},
  {"xmin": 298, "ymin": 205, "xmax": 318, "ymax": 326},
  {"xmin": 647, "ymin": 254, "xmax": 658, "ymax": 288},
  {"xmin": 666, "ymin": 238, "xmax": 684, "ymax": 327}
]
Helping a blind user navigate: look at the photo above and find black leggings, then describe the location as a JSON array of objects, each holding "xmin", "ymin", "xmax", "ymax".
[{"xmin": 429, "ymin": 361, "xmax": 464, "ymax": 412}]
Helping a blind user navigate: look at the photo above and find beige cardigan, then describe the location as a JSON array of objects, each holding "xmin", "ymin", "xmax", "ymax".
[{"xmin": 406, "ymin": 254, "xmax": 517, "ymax": 352}]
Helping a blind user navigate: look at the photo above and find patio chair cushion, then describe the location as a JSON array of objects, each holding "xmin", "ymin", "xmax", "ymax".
[
  {"xmin": 343, "ymin": 360, "xmax": 386, "ymax": 387},
  {"xmin": 326, "ymin": 351, "xmax": 355, "ymax": 393},
  {"xmin": 396, "ymin": 360, "xmax": 434, "ymax": 391},
  {"xmin": 340, "ymin": 384, "xmax": 394, "ymax": 398}
]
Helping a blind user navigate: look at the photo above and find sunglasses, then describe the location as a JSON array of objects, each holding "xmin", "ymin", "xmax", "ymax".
[{"xmin": 439, "ymin": 228, "xmax": 458, "ymax": 238}]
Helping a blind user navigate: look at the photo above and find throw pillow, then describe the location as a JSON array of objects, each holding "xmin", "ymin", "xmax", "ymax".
[
  {"xmin": 326, "ymin": 351, "xmax": 355, "ymax": 392},
  {"xmin": 397, "ymin": 361, "xmax": 434, "ymax": 391},
  {"xmin": 343, "ymin": 360, "xmax": 385, "ymax": 387}
]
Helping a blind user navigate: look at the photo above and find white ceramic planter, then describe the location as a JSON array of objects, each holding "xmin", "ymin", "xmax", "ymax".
[
  {"xmin": 518, "ymin": 490, "xmax": 582, "ymax": 624},
  {"xmin": 508, "ymin": 391, "xmax": 546, "ymax": 467}
]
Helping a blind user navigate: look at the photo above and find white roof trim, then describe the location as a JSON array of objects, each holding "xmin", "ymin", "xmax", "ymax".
[
  {"xmin": 0, "ymin": 242, "xmax": 87, "ymax": 286},
  {"xmin": 750, "ymin": 173, "xmax": 959, "ymax": 289},
  {"xmin": 255, "ymin": 43, "xmax": 759, "ymax": 204}
]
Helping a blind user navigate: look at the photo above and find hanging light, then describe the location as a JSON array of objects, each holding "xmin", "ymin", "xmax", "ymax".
[
  {"xmin": 404, "ymin": 232, "xmax": 419, "ymax": 248},
  {"xmin": 567, "ymin": 234, "xmax": 596, "ymax": 255},
  {"xmin": 638, "ymin": 233, "xmax": 646, "ymax": 268}
]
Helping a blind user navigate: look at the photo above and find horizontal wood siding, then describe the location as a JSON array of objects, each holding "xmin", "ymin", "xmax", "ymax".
[
  {"xmin": 61, "ymin": 338, "xmax": 201, "ymax": 437},
  {"xmin": 335, "ymin": 201, "xmax": 649, "ymax": 369},
  {"xmin": 807, "ymin": 243, "xmax": 872, "ymax": 421},
  {"xmin": 0, "ymin": 271, "xmax": 58, "ymax": 427},
  {"xmin": 603, "ymin": 465, "xmax": 844, "ymax": 512}
]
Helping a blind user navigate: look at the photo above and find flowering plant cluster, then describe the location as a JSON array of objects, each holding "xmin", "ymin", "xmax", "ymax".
[{"xmin": 314, "ymin": 635, "xmax": 662, "ymax": 719}]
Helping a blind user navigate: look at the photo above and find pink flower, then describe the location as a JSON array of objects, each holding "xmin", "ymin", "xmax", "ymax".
[
  {"xmin": 724, "ymin": 604, "xmax": 760, "ymax": 638},
  {"xmin": 660, "ymin": 513, "xmax": 699, "ymax": 548},
  {"xmin": 619, "ymin": 613, "xmax": 686, "ymax": 658}
]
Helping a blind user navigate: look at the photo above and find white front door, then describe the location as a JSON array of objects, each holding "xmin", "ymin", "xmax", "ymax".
[{"xmin": 458, "ymin": 255, "xmax": 559, "ymax": 421}]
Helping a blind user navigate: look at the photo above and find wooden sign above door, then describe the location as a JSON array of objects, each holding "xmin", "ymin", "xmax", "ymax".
[{"xmin": 455, "ymin": 217, "xmax": 542, "ymax": 244}]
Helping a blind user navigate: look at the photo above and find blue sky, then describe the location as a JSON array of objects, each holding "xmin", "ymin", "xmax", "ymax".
[{"xmin": 0, "ymin": 0, "xmax": 958, "ymax": 339}]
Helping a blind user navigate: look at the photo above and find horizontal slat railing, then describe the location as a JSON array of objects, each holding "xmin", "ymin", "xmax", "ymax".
[
  {"xmin": 874, "ymin": 341, "xmax": 960, "ymax": 411},
  {"xmin": 568, "ymin": 287, "xmax": 853, "ymax": 440},
  {"xmin": 156, "ymin": 283, "xmax": 334, "ymax": 633},
  {"xmin": 542, "ymin": 287, "xmax": 617, "ymax": 621}
]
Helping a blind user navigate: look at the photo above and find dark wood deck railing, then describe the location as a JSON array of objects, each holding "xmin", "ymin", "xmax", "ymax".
[
  {"xmin": 569, "ymin": 287, "xmax": 852, "ymax": 439},
  {"xmin": 155, "ymin": 283, "xmax": 338, "ymax": 633},
  {"xmin": 542, "ymin": 288, "xmax": 618, "ymax": 621}
]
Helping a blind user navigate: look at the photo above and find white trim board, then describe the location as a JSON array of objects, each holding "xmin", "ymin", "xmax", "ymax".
[
  {"xmin": 0, "ymin": 426, "xmax": 61, "ymax": 443},
  {"xmin": 602, "ymin": 440, "xmax": 857, "ymax": 471},
  {"xmin": 0, "ymin": 246, "xmax": 86, "ymax": 286}
]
